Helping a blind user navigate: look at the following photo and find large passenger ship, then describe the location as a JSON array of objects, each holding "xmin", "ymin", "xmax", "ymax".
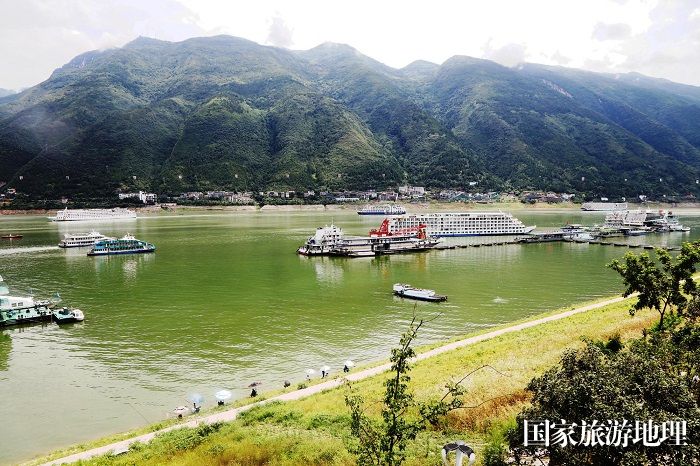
[
  {"xmin": 384, "ymin": 212, "xmax": 535, "ymax": 237},
  {"xmin": 49, "ymin": 208, "xmax": 137, "ymax": 222}
]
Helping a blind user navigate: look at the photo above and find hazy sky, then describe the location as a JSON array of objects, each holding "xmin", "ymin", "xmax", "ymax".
[{"xmin": 1, "ymin": 0, "xmax": 699, "ymax": 90}]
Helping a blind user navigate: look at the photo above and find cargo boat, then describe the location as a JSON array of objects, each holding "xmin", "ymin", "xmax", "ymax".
[{"xmin": 393, "ymin": 284, "xmax": 447, "ymax": 302}]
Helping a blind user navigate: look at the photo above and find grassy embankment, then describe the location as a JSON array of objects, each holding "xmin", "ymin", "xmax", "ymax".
[{"xmin": 27, "ymin": 295, "xmax": 659, "ymax": 466}]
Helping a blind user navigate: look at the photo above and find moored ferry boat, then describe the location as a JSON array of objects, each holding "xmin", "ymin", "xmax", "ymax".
[
  {"xmin": 0, "ymin": 295, "xmax": 54, "ymax": 326},
  {"xmin": 384, "ymin": 212, "xmax": 535, "ymax": 237},
  {"xmin": 88, "ymin": 234, "xmax": 155, "ymax": 256},
  {"xmin": 357, "ymin": 204, "xmax": 407, "ymax": 215},
  {"xmin": 59, "ymin": 231, "xmax": 114, "ymax": 248},
  {"xmin": 49, "ymin": 208, "xmax": 137, "ymax": 222},
  {"xmin": 0, "ymin": 296, "xmax": 83, "ymax": 327}
]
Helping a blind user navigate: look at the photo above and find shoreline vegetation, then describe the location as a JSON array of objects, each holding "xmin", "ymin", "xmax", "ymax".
[
  {"xmin": 5, "ymin": 200, "xmax": 700, "ymax": 217},
  {"xmin": 28, "ymin": 293, "xmax": 658, "ymax": 466}
]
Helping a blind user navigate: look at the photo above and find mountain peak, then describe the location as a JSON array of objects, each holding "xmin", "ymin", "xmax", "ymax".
[
  {"xmin": 400, "ymin": 60, "xmax": 439, "ymax": 79},
  {"xmin": 124, "ymin": 36, "xmax": 168, "ymax": 48}
]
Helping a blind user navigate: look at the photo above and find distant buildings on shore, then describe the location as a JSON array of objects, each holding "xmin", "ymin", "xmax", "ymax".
[{"xmin": 1, "ymin": 182, "xmax": 698, "ymax": 208}]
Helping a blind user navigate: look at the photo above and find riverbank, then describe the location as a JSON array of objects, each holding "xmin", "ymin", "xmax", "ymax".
[
  {"xmin": 5, "ymin": 200, "xmax": 700, "ymax": 217},
  {"xmin": 30, "ymin": 293, "xmax": 657, "ymax": 466}
]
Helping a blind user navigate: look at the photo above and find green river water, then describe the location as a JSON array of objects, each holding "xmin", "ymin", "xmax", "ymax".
[{"xmin": 1, "ymin": 209, "xmax": 699, "ymax": 464}]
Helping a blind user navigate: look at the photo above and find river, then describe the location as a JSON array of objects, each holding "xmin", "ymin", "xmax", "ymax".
[{"xmin": 1, "ymin": 208, "xmax": 698, "ymax": 464}]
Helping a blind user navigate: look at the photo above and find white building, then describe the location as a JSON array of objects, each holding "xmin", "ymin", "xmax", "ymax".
[{"xmin": 118, "ymin": 191, "xmax": 157, "ymax": 204}]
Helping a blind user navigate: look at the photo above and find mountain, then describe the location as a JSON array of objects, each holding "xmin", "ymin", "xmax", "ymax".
[
  {"xmin": 0, "ymin": 88, "xmax": 16, "ymax": 98},
  {"xmin": 1, "ymin": 35, "xmax": 700, "ymax": 198}
]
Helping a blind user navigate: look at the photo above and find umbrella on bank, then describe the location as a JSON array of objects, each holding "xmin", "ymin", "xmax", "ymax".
[
  {"xmin": 320, "ymin": 365, "xmax": 330, "ymax": 373},
  {"xmin": 188, "ymin": 393, "xmax": 204, "ymax": 404},
  {"xmin": 173, "ymin": 406, "xmax": 188, "ymax": 417},
  {"xmin": 344, "ymin": 360, "xmax": 355, "ymax": 368},
  {"xmin": 215, "ymin": 390, "xmax": 232, "ymax": 402},
  {"xmin": 305, "ymin": 369, "xmax": 316, "ymax": 379}
]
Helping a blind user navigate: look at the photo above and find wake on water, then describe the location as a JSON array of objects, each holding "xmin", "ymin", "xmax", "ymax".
[{"xmin": 0, "ymin": 246, "xmax": 59, "ymax": 256}]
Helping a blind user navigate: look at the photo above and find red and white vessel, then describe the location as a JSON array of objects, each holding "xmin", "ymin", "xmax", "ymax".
[{"xmin": 297, "ymin": 221, "xmax": 439, "ymax": 257}]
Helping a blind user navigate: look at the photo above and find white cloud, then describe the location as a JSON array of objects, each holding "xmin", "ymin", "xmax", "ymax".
[
  {"xmin": 2, "ymin": 0, "xmax": 700, "ymax": 88},
  {"xmin": 266, "ymin": 15, "xmax": 293, "ymax": 48},
  {"xmin": 483, "ymin": 41, "xmax": 527, "ymax": 67},
  {"xmin": 0, "ymin": 0, "xmax": 203, "ymax": 89},
  {"xmin": 592, "ymin": 22, "xmax": 632, "ymax": 41}
]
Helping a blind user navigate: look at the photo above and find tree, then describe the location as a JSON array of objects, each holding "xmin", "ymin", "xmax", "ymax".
[
  {"xmin": 345, "ymin": 316, "xmax": 466, "ymax": 466},
  {"xmin": 607, "ymin": 241, "xmax": 700, "ymax": 329}
]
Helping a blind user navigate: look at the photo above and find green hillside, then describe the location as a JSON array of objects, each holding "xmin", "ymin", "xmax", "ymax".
[{"xmin": 1, "ymin": 35, "xmax": 700, "ymax": 198}]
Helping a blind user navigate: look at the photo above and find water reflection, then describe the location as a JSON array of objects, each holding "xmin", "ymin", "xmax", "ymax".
[
  {"xmin": 311, "ymin": 257, "xmax": 344, "ymax": 284},
  {"xmin": 0, "ymin": 332, "xmax": 9, "ymax": 372}
]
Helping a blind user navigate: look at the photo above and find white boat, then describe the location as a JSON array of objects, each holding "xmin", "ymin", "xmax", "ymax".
[
  {"xmin": 581, "ymin": 202, "xmax": 628, "ymax": 211},
  {"xmin": 49, "ymin": 208, "xmax": 137, "ymax": 222},
  {"xmin": 560, "ymin": 224, "xmax": 587, "ymax": 234},
  {"xmin": 58, "ymin": 231, "xmax": 114, "ymax": 248},
  {"xmin": 566, "ymin": 232, "xmax": 595, "ymax": 242},
  {"xmin": 384, "ymin": 212, "xmax": 535, "ymax": 237},
  {"xmin": 52, "ymin": 307, "xmax": 85, "ymax": 323},
  {"xmin": 624, "ymin": 228, "xmax": 650, "ymax": 236},
  {"xmin": 357, "ymin": 204, "xmax": 407, "ymax": 215},
  {"xmin": 393, "ymin": 284, "xmax": 447, "ymax": 302}
]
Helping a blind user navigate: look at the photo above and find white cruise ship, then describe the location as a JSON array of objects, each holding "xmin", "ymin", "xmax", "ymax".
[
  {"xmin": 384, "ymin": 212, "xmax": 535, "ymax": 237},
  {"xmin": 49, "ymin": 208, "xmax": 137, "ymax": 222},
  {"xmin": 581, "ymin": 202, "xmax": 628, "ymax": 211},
  {"xmin": 59, "ymin": 231, "xmax": 114, "ymax": 248}
]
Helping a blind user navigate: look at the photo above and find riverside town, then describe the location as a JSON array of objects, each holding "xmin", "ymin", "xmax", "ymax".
[{"xmin": 1, "ymin": 2, "xmax": 699, "ymax": 466}]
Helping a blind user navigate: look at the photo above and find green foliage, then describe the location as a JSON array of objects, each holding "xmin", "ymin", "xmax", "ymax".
[
  {"xmin": 589, "ymin": 333, "xmax": 624, "ymax": 355},
  {"xmin": 608, "ymin": 242, "xmax": 700, "ymax": 328},
  {"xmin": 345, "ymin": 316, "xmax": 465, "ymax": 466}
]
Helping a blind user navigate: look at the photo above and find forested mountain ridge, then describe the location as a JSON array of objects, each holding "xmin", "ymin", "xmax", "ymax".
[{"xmin": 1, "ymin": 35, "xmax": 699, "ymax": 198}]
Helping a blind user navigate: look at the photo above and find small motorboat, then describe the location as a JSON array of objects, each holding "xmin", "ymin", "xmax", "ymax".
[
  {"xmin": 393, "ymin": 283, "xmax": 447, "ymax": 302},
  {"xmin": 52, "ymin": 308, "xmax": 85, "ymax": 324},
  {"xmin": 1, "ymin": 234, "xmax": 23, "ymax": 240}
]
